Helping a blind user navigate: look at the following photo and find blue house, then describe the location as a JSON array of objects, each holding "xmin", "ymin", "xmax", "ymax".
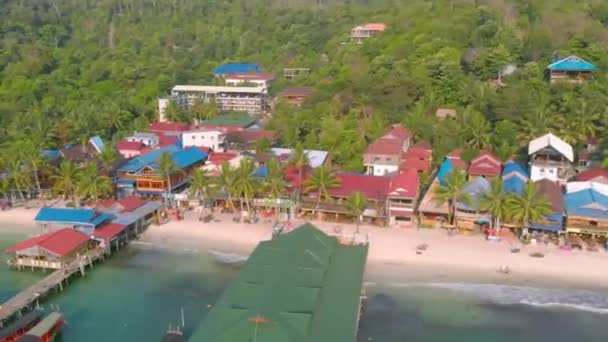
[
  {"xmin": 547, "ymin": 55, "xmax": 597, "ymax": 83},
  {"xmin": 213, "ymin": 63, "xmax": 261, "ymax": 76},
  {"xmin": 35, "ymin": 207, "xmax": 114, "ymax": 235},
  {"xmin": 564, "ymin": 189, "xmax": 608, "ymax": 236},
  {"xmin": 502, "ymin": 161, "xmax": 528, "ymax": 195}
]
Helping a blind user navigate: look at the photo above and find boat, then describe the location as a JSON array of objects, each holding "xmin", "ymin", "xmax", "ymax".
[
  {"xmin": 162, "ymin": 325, "xmax": 185, "ymax": 342},
  {"xmin": 17, "ymin": 311, "xmax": 64, "ymax": 342},
  {"xmin": 0, "ymin": 310, "xmax": 43, "ymax": 342}
]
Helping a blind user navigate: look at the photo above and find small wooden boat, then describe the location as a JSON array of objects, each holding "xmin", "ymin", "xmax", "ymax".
[
  {"xmin": 0, "ymin": 310, "xmax": 42, "ymax": 342},
  {"xmin": 17, "ymin": 311, "xmax": 64, "ymax": 342},
  {"xmin": 162, "ymin": 325, "xmax": 184, "ymax": 342}
]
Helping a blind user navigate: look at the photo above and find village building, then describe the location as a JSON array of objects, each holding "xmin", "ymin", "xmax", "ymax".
[
  {"xmin": 387, "ymin": 170, "xmax": 420, "ymax": 227},
  {"xmin": 546, "ymin": 55, "xmax": 597, "ymax": 83},
  {"xmin": 575, "ymin": 168, "xmax": 608, "ymax": 184},
  {"xmin": 202, "ymin": 152, "xmax": 241, "ymax": 176},
  {"xmin": 529, "ymin": 179, "xmax": 564, "ymax": 233},
  {"xmin": 190, "ymin": 223, "xmax": 368, "ymax": 342},
  {"xmin": 528, "ymin": 133, "xmax": 574, "ymax": 184},
  {"xmin": 3, "ymin": 228, "xmax": 92, "ymax": 270},
  {"xmin": 351, "ymin": 23, "xmax": 386, "ymax": 43},
  {"xmin": 454, "ymin": 177, "xmax": 491, "ymax": 229},
  {"xmin": 277, "ymin": 87, "xmax": 314, "ymax": 107},
  {"xmin": 445, "ymin": 148, "xmax": 469, "ymax": 170},
  {"xmin": 116, "ymin": 140, "xmax": 146, "ymax": 158},
  {"xmin": 224, "ymin": 130, "xmax": 276, "ymax": 150},
  {"xmin": 169, "ymin": 85, "xmax": 269, "ymax": 115},
  {"xmin": 58, "ymin": 137, "xmax": 105, "ymax": 166},
  {"xmin": 115, "ymin": 146, "xmax": 207, "ymax": 196},
  {"xmin": 564, "ymin": 187, "xmax": 608, "ymax": 237},
  {"xmin": 577, "ymin": 137, "xmax": 601, "ymax": 171},
  {"xmin": 181, "ymin": 129, "xmax": 225, "ymax": 151},
  {"xmin": 224, "ymin": 72, "xmax": 274, "ymax": 89},
  {"xmin": 198, "ymin": 113, "xmax": 259, "ymax": 133},
  {"xmin": 149, "ymin": 122, "xmax": 191, "ymax": 135},
  {"xmin": 270, "ymin": 148, "xmax": 330, "ymax": 169},
  {"xmin": 35, "ymin": 208, "xmax": 113, "ymax": 236},
  {"xmin": 125, "ymin": 132, "xmax": 159, "ymax": 147},
  {"xmin": 212, "ymin": 63, "xmax": 261, "ymax": 77},
  {"xmin": 418, "ymin": 158, "xmax": 466, "ymax": 227},
  {"xmin": 467, "ymin": 150, "xmax": 502, "ymax": 180},
  {"xmin": 283, "ymin": 67, "xmax": 310, "ymax": 80},
  {"xmin": 364, "ymin": 126, "xmax": 413, "ymax": 176},
  {"xmin": 502, "ymin": 161, "xmax": 529, "ymax": 194}
]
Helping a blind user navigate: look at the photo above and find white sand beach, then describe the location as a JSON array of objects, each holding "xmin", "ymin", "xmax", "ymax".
[{"xmin": 1, "ymin": 207, "xmax": 607, "ymax": 290}]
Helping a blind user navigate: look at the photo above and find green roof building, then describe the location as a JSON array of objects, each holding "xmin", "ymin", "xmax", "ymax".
[
  {"xmin": 201, "ymin": 113, "xmax": 258, "ymax": 128},
  {"xmin": 190, "ymin": 223, "xmax": 369, "ymax": 342}
]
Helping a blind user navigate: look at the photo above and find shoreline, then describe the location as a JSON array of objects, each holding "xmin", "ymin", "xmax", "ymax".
[{"xmin": 2, "ymin": 208, "xmax": 608, "ymax": 291}]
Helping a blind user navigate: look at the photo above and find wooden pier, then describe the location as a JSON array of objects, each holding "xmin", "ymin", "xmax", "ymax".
[{"xmin": 0, "ymin": 247, "xmax": 105, "ymax": 327}]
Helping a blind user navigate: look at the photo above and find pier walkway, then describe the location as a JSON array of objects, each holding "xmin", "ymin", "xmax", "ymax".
[{"xmin": 0, "ymin": 247, "xmax": 105, "ymax": 326}]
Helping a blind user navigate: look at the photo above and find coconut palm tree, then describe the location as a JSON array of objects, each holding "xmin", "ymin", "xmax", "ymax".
[
  {"xmin": 99, "ymin": 145, "xmax": 119, "ymax": 172},
  {"xmin": 8, "ymin": 158, "xmax": 32, "ymax": 203},
  {"xmin": 189, "ymin": 168, "xmax": 214, "ymax": 219},
  {"xmin": 18, "ymin": 140, "xmax": 47, "ymax": 194},
  {"xmin": 433, "ymin": 168, "xmax": 471, "ymax": 227},
  {"xmin": 288, "ymin": 144, "xmax": 310, "ymax": 196},
  {"xmin": 347, "ymin": 191, "xmax": 368, "ymax": 233},
  {"xmin": 217, "ymin": 161, "xmax": 239, "ymax": 214},
  {"xmin": 51, "ymin": 160, "xmax": 80, "ymax": 206},
  {"xmin": 158, "ymin": 151, "xmax": 181, "ymax": 207},
  {"xmin": 479, "ymin": 178, "xmax": 508, "ymax": 233},
  {"xmin": 304, "ymin": 166, "xmax": 341, "ymax": 207},
  {"xmin": 504, "ymin": 182, "xmax": 553, "ymax": 236},
  {"xmin": 263, "ymin": 158, "xmax": 287, "ymax": 219},
  {"xmin": 235, "ymin": 159, "xmax": 259, "ymax": 215},
  {"xmin": 77, "ymin": 163, "xmax": 113, "ymax": 204}
]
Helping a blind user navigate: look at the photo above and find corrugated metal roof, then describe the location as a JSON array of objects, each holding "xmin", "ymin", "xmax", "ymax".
[
  {"xmin": 35, "ymin": 208, "xmax": 97, "ymax": 224},
  {"xmin": 565, "ymin": 189, "xmax": 608, "ymax": 220},
  {"xmin": 502, "ymin": 161, "xmax": 529, "ymax": 178},
  {"xmin": 271, "ymin": 148, "xmax": 329, "ymax": 169},
  {"xmin": 131, "ymin": 200, "xmax": 163, "ymax": 217},
  {"xmin": 5, "ymin": 228, "xmax": 90, "ymax": 256},
  {"xmin": 456, "ymin": 177, "xmax": 491, "ymax": 211},
  {"xmin": 171, "ymin": 147, "xmax": 208, "ymax": 169},
  {"xmin": 112, "ymin": 212, "xmax": 143, "ymax": 226},
  {"xmin": 329, "ymin": 173, "xmax": 391, "ymax": 200},
  {"xmin": 117, "ymin": 145, "xmax": 181, "ymax": 173},
  {"xmin": 212, "ymin": 63, "xmax": 260, "ymax": 75},
  {"xmin": 566, "ymin": 181, "xmax": 608, "ymax": 196},
  {"xmin": 190, "ymin": 223, "xmax": 368, "ymax": 342},
  {"xmin": 503, "ymin": 174, "xmax": 527, "ymax": 194},
  {"xmin": 94, "ymin": 223, "xmax": 127, "ymax": 239},
  {"xmin": 437, "ymin": 159, "xmax": 453, "ymax": 186},
  {"xmin": 547, "ymin": 55, "xmax": 597, "ymax": 71},
  {"xmin": 89, "ymin": 136, "xmax": 105, "ymax": 153},
  {"xmin": 528, "ymin": 133, "xmax": 573, "ymax": 161}
]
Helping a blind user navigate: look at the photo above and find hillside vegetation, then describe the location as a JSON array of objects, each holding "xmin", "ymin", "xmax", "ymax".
[{"xmin": 2, "ymin": 0, "xmax": 608, "ymax": 170}]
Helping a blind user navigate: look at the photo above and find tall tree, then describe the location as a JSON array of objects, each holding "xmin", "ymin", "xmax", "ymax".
[
  {"xmin": 235, "ymin": 158, "xmax": 259, "ymax": 214},
  {"xmin": 189, "ymin": 168, "xmax": 214, "ymax": 219},
  {"xmin": 347, "ymin": 191, "xmax": 368, "ymax": 233},
  {"xmin": 77, "ymin": 163, "xmax": 113, "ymax": 203},
  {"xmin": 51, "ymin": 160, "xmax": 80, "ymax": 206},
  {"xmin": 18, "ymin": 140, "xmax": 47, "ymax": 193},
  {"xmin": 157, "ymin": 152, "xmax": 179, "ymax": 207},
  {"xmin": 479, "ymin": 178, "xmax": 508, "ymax": 233},
  {"xmin": 433, "ymin": 168, "xmax": 471, "ymax": 227},
  {"xmin": 99, "ymin": 145, "xmax": 119, "ymax": 172},
  {"xmin": 217, "ymin": 161, "xmax": 239, "ymax": 214},
  {"xmin": 288, "ymin": 144, "xmax": 311, "ymax": 196},
  {"xmin": 504, "ymin": 182, "xmax": 553, "ymax": 236},
  {"xmin": 263, "ymin": 158, "xmax": 287, "ymax": 219},
  {"xmin": 304, "ymin": 166, "xmax": 341, "ymax": 207}
]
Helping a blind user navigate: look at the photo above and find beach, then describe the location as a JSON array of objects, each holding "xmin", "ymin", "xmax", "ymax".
[{"xmin": 2, "ymin": 207, "xmax": 608, "ymax": 290}]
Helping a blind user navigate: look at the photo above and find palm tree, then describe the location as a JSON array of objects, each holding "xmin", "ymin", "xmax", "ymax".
[
  {"xmin": 164, "ymin": 100, "xmax": 185, "ymax": 122},
  {"xmin": 99, "ymin": 145, "xmax": 119, "ymax": 172},
  {"xmin": 157, "ymin": 152, "xmax": 180, "ymax": 207},
  {"xmin": 234, "ymin": 159, "xmax": 259, "ymax": 215},
  {"xmin": 348, "ymin": 191, "xmax": 368, "ymax": 233},
  {"xmin": 264, "ymin": 158, "xmax": 287, "ymax": 219},
  {"xmin": 217, "ymin": 161, "xmax": 238, "ymax": 214},
  {"xmin": 51, "ymin": 160, "xmax": 80, "ymax": 206},
  {"xmin": 18, "ymin": 140, "xmax": 47, "ymax": 194},
  {"xmin": 479, "ymin": 178, "xmax": 508, "ymax": 233},
  {"xmin": 494, "ymin": 141, "xmax": 518, "ymax": 163},
  {"xmin": 77, "ymin": 163, "xmax": 113, "ymax": 204},
  {"xmin": 189, "ymin": 169, "xmax": 214, "ymax": 219},
  {"xmin": 8, "ymin": 158, "xmax": 32, "ymax": 203},
  {"xmin": 304, "ymin": 166, "xmax": 341, "ymax": 207},
  {"xmin": 288, "ymin": 144, "xmax": 310, "ymax": 196},
  {"xmin": 459, "ymin": 109, "xmax": 491, "ymax": 149},
  {"xmin": 433, "ymin": 168, "xmax": 471, "ymax": 227},
  {"xmin": 504, "ymin": 182, "xmax": 553, "ymax": 236}
]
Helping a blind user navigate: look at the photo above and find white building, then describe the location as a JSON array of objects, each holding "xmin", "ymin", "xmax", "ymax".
[
  {"xmin": 126, "ymin": 132, "xmax": 159, "ymax": 147},
  {"xmin": 528, "ymin": 133, "xmax": 574, "ymax": 183},
  {"xmin": 182, "ymin": 129, "xmax": 225, "ymax": 151},
  {"xmin": 224, "ymin": 73, "xmax": 274, "ymax": 90},
  {"xmin": 170, "ymin": 85, "xmax": 269, "ymax": 115}
]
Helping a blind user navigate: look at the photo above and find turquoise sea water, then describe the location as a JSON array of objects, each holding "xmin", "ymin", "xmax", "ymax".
[{"xmin": 2, "ymin": 233, "xmax": 608, "ymax": 341}]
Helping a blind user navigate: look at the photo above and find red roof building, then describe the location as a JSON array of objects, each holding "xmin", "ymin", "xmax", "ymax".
[
  {"xmin": 328, "ymin": 173, "xmax": 392, "ymax": 201},
  {"xmin": 149, "ymin": 122, "xmax": 191, "ymax": 134},
  {"xmin": 576, "ymin": 168, "xmax": 608, "ymax": 184},
  {"xmin": 381, "ymin": 126, "xmax": 413, "ymax": 142},
  {"xmin": 116, "ymin": 196, "xmax": 146, "ymax": 213},
  {"xmin": 412, "ymin": 140, "xmax": 432, "ymax": 151},
  {"xmin": 158, "ymin": 133, "xmax": 180, "ymax": 148},
  {"xmin": 93, "ymin": 223, "xmax": 127, "ymax": 240},
  {"xmin": 4, "ymin": 228, "xmax": 90, "ymax": 257},
  {"xmin": 447, "ymin": 148, "xmax": 463, "ymax": 159},
  {"xmin": 365, "ymin": 139, "xmax": 403, "ymax": 156},
  {"xmin": 116, "ymin": 140, "xmax": 146, "ymax": 158},
  {"xmin": 468, "ymin": 150, "xmax": 502, "ymax": 178},
  {"xmin": 387, "ymin": 170, "xmax": 419, "ymax": 199},
  {"xmin": 387, "ymin": 169, "xmax": 420, "ymax": 226},
  {"xmin": 278, "ymin": 87, "xmax": 314, "ymax": 106},
  {"xmin": 207, "ymin": 152, "xmax": 239, "ymax": 165}
]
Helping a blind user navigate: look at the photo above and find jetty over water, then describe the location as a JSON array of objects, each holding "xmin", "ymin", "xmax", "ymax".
[
  {"xmin": 0, "ymin": 247, "xmax": 104, "ymax": 326},
  {"xmin": 190, "ymin": 223, "xmax": 369, "ymax": 341}
]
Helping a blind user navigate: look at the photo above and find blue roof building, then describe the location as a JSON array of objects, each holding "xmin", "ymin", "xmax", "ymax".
[
  {"xmin": 35, "ymin": 208, "xmax": 114, "ymax": 235},
  {"xmin": 502, "ymin": 161, "xmax": 528, "ymax": 194},
  {"xmin": 213, "ymin": 63, "xmax": 261, "ymax": 76},
  {"xmin": 456, "ymin": 177, "xmax": 491, "ymax": 212},
  {"xmin": 547, "ymin": 55, "xmax": 597, "ymax": 83},
  {"xmin": 564, "ymin": 189, "xmax": 608, "ymax": 235},
  {"xmin": 436, "ymin": 159, "xmax": 454, "ymax": 186}
]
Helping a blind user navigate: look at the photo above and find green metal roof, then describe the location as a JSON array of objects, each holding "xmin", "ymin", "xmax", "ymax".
[
  {"xmin": 201, "ymin": 113, "xmax": 257, "ymax": 128},
  {"xmin": 190, "ymin": 223, "xmax": 368, "ymax": 342}
]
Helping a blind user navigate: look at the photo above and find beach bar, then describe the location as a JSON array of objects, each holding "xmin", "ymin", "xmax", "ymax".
[{"xmin": 190, "ymin": 223, "xmax": 368, "ymax": 341}]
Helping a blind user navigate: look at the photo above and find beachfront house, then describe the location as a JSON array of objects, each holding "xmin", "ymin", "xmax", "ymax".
[
  {"xmin": 400, "ymin": 141, "xmax": 432, "ymax": 175},
  {"xmin": 4, "ymin": 228, "xmax": 92, "ymax": 270},
  {"xmin": 454, "ymin": 177, "xmax": 491, "ymax": 230},
  {"xmin": 528, "ymin": 179, "xmax": 564, "ymax": 233},
  {"xmin": 115, "ymin": 146, "xmax": 207, "ymax": 197},
  {"xmin": 189, "ymin": 223, "xmax": 368, "ymax": 342},
  {"xmin": 528, "ymin": 133, "xmax": 574, "ymax": 184},
  {"xmin": 181, "ymin": 129, "xmax": 226, "ymax": 151},
  {"xmin": 351, "ymin": 23, "xmax": 386, "ymax": 43},
  {"xmin": 35, "ymin": 207, "xmax": 113, "ymax": 236},
  {"xmin": 467, "ymin": 150, "xmax": 502, "ymax": 180},
  {"xmin": 577, "ymin": 137, "xmax": 601, "ymax": 172},
  {"xmin": 417, "ymin": 158, "xmax": 461, "ymax": 227},
  {"xmin": 116, "ymin": 140, "xmax": 146, "ymax": 158},
  {"xmin": 364, "ymin": 126, "xmax": 413, "ymax": 176},
  {"xmin": 502, "ymin": 161, "xmax": 529, "ymax": 194},
  {"xmin": 386, "ymin": 170, "xmax": 420, "ymax": 227},
  {"xmin": 576, "ymin": 168, "xmax": 608, "ymax": 185},
  {"xmin": 564, "ymin": 185, "xmax": 608, "ymax": 237},
  {"xmin": 149, "ymin": 122, "xmax": 191, "ymax": 135},
  {"xmin": 546, "ymin": 55, "xmax": 597, "ymax": 83}
]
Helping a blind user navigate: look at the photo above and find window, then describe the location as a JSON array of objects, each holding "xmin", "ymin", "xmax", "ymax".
[
  {"xmin": 211, "ymin": 136, "xmax": 215, "ymax": 140},
  {"xmin": 386, "ymin": 157, "xmax": 391, "ymax": 162},
  {"xmin": 374, "ymin": 157, "xmax": 380, "ymax": 161},
  {"xmin": 549, "ymin": 169, "xmax": 554, "ymax": 174},
  {"xmin": 540, "ymin": 168, "xmax": 545, "ymax": 173},
  {"xmin": 192, "ymin": 136, "xmax": 196, "ymax": 140}
]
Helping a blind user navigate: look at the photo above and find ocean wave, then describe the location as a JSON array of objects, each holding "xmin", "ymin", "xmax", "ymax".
[
  {"xmin": 209, "ymin": 250, "xmax": 249, "ymax": 264},
  {"xmin": 424, "ymin": 283, "xmax": 608, "ymax": 315}
]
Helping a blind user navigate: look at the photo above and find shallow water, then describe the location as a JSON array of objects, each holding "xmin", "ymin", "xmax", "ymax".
[{"xmin": 2, "ymin": 233, "xmax": 608, "ymax": 341}]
